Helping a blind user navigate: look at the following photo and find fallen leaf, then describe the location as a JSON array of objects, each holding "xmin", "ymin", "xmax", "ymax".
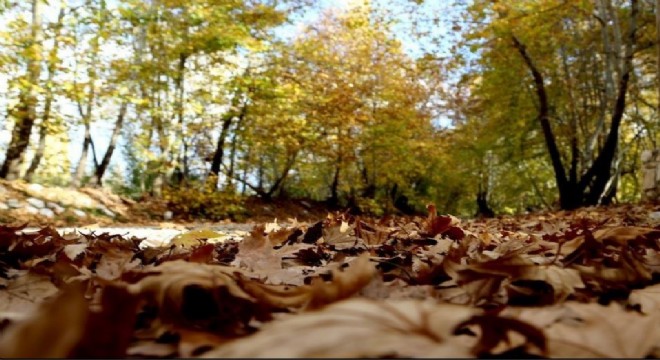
[
  {"xmin": 0, "ymin": 270, "xmax": 59, "ymax": 315},
  {"xmin": 238, "ymin": 253, "xmax": 377, "ymax": 310},
  {"xmin": 544, "ymin": 302, "xmax": 660, "ymax": 358},
  {"xmin": 170, "ymin": 228, "xmax": 226, "ymax": 248},
  {"xmin": 201, "ymin": 298, "xmax": 479, "ymax": 358},
  {"xmin": 629, "ymin": 283, "xmax": 660, "ymax": 314},
  {"xmin": 0, "ymin": 283, "xmax": 88, "ymax": 358}
]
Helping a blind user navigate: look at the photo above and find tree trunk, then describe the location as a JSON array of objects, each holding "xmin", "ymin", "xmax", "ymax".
[
  {"xmin": 169, "ymin": 52, "xmax": 188, "ymax": 184},
  {"xmin": 72, "ymin": 2, "xmax": 103, "ymax": 188},
  {"xmin": 24, "ymin": 6, "xmax": 65, "ymax": 182},
  {"xmin": 72, "ymin": 121, "xmax": 93, "ymax": 187},
  {"xmin": 0, "ymin": 0, "xmax": 42, "ymax": 180},
  {"xmin": 656, "ymin": 0, "xmax": 660, "ymax": 120},
  {"xmin": 328, "ymin": 163, "xmax": 340, "ymax": 206},
  {"xmin": 511, "ymin": 35, "xmax": 577, "ymax": 209},
  {"xmin": 93, "ymin": 101, "xmax": 127, "ymax": 186},
  {"xmin": 580, "ymin": 0, "xmax": 637, "ymax": 204},
  {"xmin": 23, "ymin": 121, "xmax": 47, "ymax": 183},
  {"xmin": 476, "ymin": 190, "xmax": 495, "ymax": 218},
  {"xmin": 209, "ymin": 97, "xmax": 247, "ymax": 186},
  {"xmin": 512, "ymin": 0, "xmax": 637, "ymax": 209}
]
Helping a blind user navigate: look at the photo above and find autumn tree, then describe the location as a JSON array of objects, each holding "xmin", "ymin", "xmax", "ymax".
[
  {"xmin": 270, "ymin": 2, "xmax": 442, "ymax": 213},
  {"xmin": 0, "ymin": 0, "xmax": 44, "ymax": 179},
  {"xmin": 457, "ymin": 0, "xmax": 650, "ymax": 210},
  {"xmin": 119, "ymin": 0, "xmax": 294, "ymax": 196}
]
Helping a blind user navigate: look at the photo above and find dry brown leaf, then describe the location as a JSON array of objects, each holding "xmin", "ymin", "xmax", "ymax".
[
  {"xmin": 455, "ymin": 254, "xmax": 584, "ymax": 304},
  {"xmin": 591, "ymin": 227, "xmax": 660, "ymax": 247},
  {"xmin": 0, "ymin": 270, "xmax": 59, "ymax": 315},
  {"xmin": 511, "ymin": 265, "xmax": 585, "ymax": 303},
  {"xmin": 238, "ymin": 253, "xmax": 377, "ymax": 310},
  {"xmin": 127, "ymin": 342, "xmax": 177, "ymax": 358},
  {"xmin": 501, "ymin": 304, "xmax": 575, "ymax": 329},
  {"xmin": 201, "ymin": 298, "xmax": 479, "ymax": 358},
  {"xmin": 125, "ymin": 260, "xmax": 260, "ymax": 332},
  {"xmin": 176, "ymin": 328, "xmax": 232, "ymax": 358},
  {"xmin": 629, "ymin": 283, "xmax": 660, "ymax": 315},
  {"xmin": 70, "ymin": 283, "xmax": 141, "ymax": 358},
  {"xmin": 0, "ymin": 283, "xmax": 88, "ymax": 358},
  {"xmin": 232, "ymin": 226, "xmax": 281, "ymax": 271},
  {"xmin": 94, "ymin": 247, "xmax": 142, "ymax": 280},
  {"xmin": 543, "ymin": 302, "xmax": 660, "ymax": 358},
  {"xmin": 322, "ymin": 221, "xmax": 357, "ymax": 249}
]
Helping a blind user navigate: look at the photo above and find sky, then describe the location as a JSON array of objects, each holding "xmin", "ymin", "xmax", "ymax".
[{"xmin": 0, "ymin": 0, "xmax": 460, "ymax": 182}]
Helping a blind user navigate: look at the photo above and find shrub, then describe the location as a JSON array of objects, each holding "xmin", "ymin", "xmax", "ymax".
[{"xmin": 163, "ymin": 179, "xmax": 247, "ymax": 221}]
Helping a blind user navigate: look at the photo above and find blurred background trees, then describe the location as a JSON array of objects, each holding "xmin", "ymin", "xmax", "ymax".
[{"xmin": 0, "ymin": 0, "xmax": 658, "ymax": 218}]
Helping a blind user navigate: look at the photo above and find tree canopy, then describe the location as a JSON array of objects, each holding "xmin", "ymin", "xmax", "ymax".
[{"xmin": 0, "ymin": 0, "xmax": 658, "ymax": 218}]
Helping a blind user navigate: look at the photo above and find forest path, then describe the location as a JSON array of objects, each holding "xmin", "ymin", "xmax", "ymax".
[{"xmin": 23, "ymin": 223, "xmax": 258, "ymax": 248}]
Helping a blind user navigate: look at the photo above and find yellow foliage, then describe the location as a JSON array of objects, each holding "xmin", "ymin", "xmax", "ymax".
[{"xmin": 163, "ymin": 181, "xmax": 246, "ymax": 221}]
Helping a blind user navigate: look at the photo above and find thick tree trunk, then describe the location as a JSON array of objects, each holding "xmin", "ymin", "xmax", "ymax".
[
  {"xmin": 476, "ymin": 190, "xmax": 495, "ymax": 218},
  {"xmin": 93, "ymin": 101, "xmax": 127, "ymax": 186},
  {"xmin": 1, "ymin": 100, "xmax": 35, "ymax": 180}
]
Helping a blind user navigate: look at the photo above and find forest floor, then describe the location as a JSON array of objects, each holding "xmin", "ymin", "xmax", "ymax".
[
  {"xmin": 1, "ymin": 179, "xmax": 660, "ymax": 358},
  {"xmin": 0, "ymin": 179, "xmax": 334, "ymax": 227}
]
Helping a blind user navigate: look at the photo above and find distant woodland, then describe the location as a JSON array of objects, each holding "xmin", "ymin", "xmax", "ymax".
[{"xmin": 0, "ymin": 0, "xmax": 658, "ymax": 218}]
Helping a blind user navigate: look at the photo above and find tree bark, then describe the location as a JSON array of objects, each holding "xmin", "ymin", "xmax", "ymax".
[
  {"xmin": 209, "ymin": 95, "xmax": 248, "ymax": 187},
  {"xmin": 93, "ymin": 101, "xmax": 127, "ymax": 186},
  {"xmin": 24, "ymin": 6, "xmax": 66, "ymax": 182},
  {"xmin": 72, "ymin": 2, "xmax": 103, "ymax": 187},
  {"xmin": 656, "ymin": 0, "xmax": 660, "ymax": 120},
  {"xmin": 511, "ymin": 35, "xmax": 576, "ymax": 209},
  {"xmin": 23, "ymin": 121, "xmax": 47, "ymax": 183},
  {"xmin": 476, "ymin": 190, "xmax": 495, "ymax": 218},
  {"xmin": 512, "ymin": 0, "xmax": 637, "ymax": 209},
  {"xmin": 580, "ymin": 0, "xmax": 637, "ymax": 204},
  {"xmin": 0, "ymin": 0, "xmax": 42, "ymax": 180},
  {"xmin": 328, "ymin": 162, "xmax": 341, "ymax": 206}
]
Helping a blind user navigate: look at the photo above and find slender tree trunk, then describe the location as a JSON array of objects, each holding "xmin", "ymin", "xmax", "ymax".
[
  {"xmin": 0, "ymin": 0, "xmax": 42, "ymax": 180},
  {"xmin": 23, "ymin": 122, "xmax": 47, "ymax": 183},
  {"xmin": 24, "ymin": 6, "xmax": 66, "ymax": 182},
  {"xmin": 511, "ymin": 35, "xmax": 576, "ymax": 209},
  {"xmin": 656, "ymin": 0, "xmax": 660, "ymax": 120},
  {"xmin": 329, "ymin": 163, "xmax": 340, "ymax": 206},
  {"xmin": 93, "ymin": 101, "xmax": 127, "ymax": 186},
  {"xmin": 580, "ymin": 0, "xmax": 637, "ymax": 204},
  {"xmin": 72, "ymin": 2, "xmax": 104, "ymax": 188},
  {"xmin": 227, "ymin": 127, "xmax": 239, "ymax": 190},
  {"xmin": 72, "ymin": 121, "xmax": 93, "ymax": 187},
  {"xmin": 170, "ymin": 52, "xmax": 188, "ymax": 184},
  {"xmin": 586, "ymin": 0, "xmax": 619, "ymax": 163},
  {"xmin": 209, "ymin": 97, "xmax": 247, "ymax": 186}
]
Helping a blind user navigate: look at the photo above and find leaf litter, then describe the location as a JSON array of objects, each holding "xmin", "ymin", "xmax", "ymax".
[{"xmin": 0, "ymin": 203, "xmax": 659, "ymax": 358}]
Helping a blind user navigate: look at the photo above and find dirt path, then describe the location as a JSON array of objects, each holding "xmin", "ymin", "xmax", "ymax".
[{"xmin": 23, "ymin": 223, "xmax": 257, "ymax": 248}]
